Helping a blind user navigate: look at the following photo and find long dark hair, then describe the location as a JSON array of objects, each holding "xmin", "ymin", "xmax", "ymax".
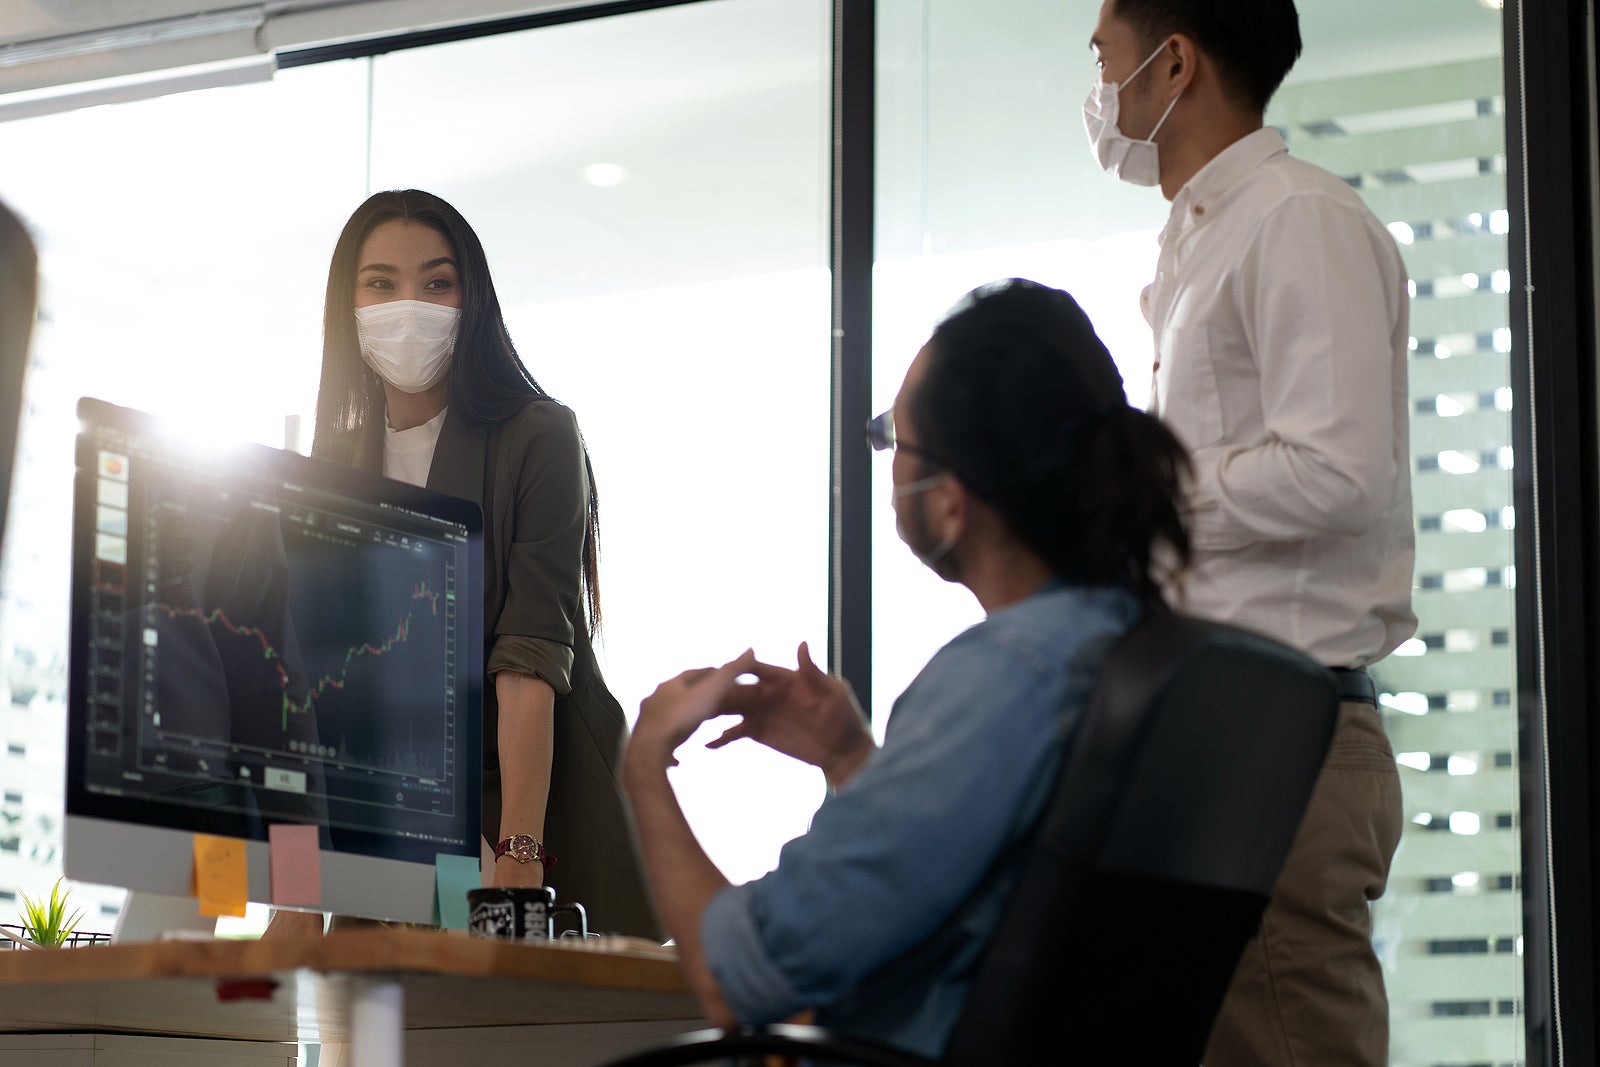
[
  {"xmin": 912, "ymin": 278, "xmax": 1191, "ymax": 605},
  {"xmin": 311, "ymin": 189, "xmax": 604, "ymax": 632}
]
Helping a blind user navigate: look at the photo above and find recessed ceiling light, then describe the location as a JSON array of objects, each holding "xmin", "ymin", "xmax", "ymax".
[
  {"xmin": 583, "ymin": 163, "xmax": 628, "ymax": 188},
  {"xmin": 1479, "ymin": 0, "xmax": 1503, "ymax": 9}
]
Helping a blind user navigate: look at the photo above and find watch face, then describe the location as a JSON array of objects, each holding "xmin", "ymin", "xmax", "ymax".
[{"xmin": 509, "ymin": 834, "xmax": 538, "ymax": 861}]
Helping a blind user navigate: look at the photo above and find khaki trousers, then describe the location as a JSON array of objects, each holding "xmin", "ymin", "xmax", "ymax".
[{"xmin": 1204, "ymin": 701, "xmax": 1404, "ymax": 1067}]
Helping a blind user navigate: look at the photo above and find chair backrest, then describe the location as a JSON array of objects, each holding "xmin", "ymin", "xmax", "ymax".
[
  {"xmin": 0, "ymin": 199, "xmax": 37, "ymax": 553},
  {"xmin": 941, "ymin": 610, "xmax": 1338, "ymax": 1066}
]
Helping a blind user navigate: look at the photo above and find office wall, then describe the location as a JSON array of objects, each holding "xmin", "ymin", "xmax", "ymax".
[{"xmin": 0, "ymin": 0, "xmax": 831, "ymax": 923}]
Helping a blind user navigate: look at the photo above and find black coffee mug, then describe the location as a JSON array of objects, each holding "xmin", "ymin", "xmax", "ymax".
[{"xmin": 466, "ymin": 885, "xmax": 588, "ymax": 942}]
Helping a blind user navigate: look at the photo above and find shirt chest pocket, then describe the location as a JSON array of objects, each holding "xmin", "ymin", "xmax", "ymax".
[{"xmin": 1156, "ymin": 324, "xmax": 1225, "ymax": 451}]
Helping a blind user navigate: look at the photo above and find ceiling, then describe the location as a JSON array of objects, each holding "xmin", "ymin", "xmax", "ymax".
[
  {"xmin": 0, "ymin": 0, "xmax": 1508, "ymax": 95},
  {"xmin": 0, "ymin": 0, "xmax": 1506, "ymax": 305},
  {"xmin": 0, "ymin": 1, "xmax": 611, "ymax": 94}
]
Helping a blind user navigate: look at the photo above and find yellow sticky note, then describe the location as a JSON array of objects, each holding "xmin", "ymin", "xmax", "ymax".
[{"xmin": 193, "ymin": 834, "xmax": 249, "ymax": 918}]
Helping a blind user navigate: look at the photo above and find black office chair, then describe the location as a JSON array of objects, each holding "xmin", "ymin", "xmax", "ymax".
[
  {"xmin": 0, "ymin": 198, "xmax": 38, "ymax": 552},
  {"xmin": 602, "ymin": 609, "xmax": 1340, "ymax": 1067}
]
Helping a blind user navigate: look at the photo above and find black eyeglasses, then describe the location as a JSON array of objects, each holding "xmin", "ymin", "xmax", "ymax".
[
  {"xmin": 864, "ymin": 410, "xmax": 898, "ymax": 452},
  {"xmin": 865, "ymin": 410, "xmax": 941, "ymax": 465}
]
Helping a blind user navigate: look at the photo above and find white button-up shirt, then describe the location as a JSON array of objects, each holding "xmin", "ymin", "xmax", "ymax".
[{"xmin": 1144, "ymin": 127, "xmax": 1417, "ymax": 668}]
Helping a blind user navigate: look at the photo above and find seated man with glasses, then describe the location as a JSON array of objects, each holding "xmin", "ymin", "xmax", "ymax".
[{"xmin": 621, "ymin": 278, "xmax": 1193, "ymax": 1057}]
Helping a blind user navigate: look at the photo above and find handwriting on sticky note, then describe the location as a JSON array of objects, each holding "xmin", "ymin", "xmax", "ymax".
[
  {"xmin": 193, "ymin": 834, "xmax": 249, "ymax": 917},
  {"xmin": 268, "ymin": 824, "xmax": 321, "ymax": 907}
]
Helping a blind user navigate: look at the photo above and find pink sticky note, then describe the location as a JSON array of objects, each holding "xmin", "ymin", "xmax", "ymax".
[{"xmin": 268, "ymin": 824, "xmax": 322, "ymax": 907}]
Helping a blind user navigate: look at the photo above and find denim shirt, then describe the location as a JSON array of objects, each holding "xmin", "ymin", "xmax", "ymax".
[{"xmin": 700, "ymin": 583, "xmax": 1140, "ymax": 1057}]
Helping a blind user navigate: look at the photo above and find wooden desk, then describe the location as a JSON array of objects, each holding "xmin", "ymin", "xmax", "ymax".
[{"xmin": 0, "ymin": 930, "xmax": 703, "ymax": 1065}]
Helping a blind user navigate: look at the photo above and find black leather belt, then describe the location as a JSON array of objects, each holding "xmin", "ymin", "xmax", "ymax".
[{"xmin": 1331, "ymin": 667, "xmax": 1377, "ymax": 706}]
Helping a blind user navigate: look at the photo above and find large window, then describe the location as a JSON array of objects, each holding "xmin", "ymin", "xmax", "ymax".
[
  {"xmin": 1268, "ymin": 54, "xmax": 1522, "ymax": 1063},
  {"xmin": 873, "ymin": 2, "xmax": 1518, "ymax": 1063},
  {"xmin": 0, "ymin": 0, "xmax": 830, "ymax": 922},
  {"xmin": 0, "ymin": 57, "xmax": 371, "ymax": 924},
  {"xmin": 0, "ymin": 3, "xmax": 1570, "ymax": 1057}
]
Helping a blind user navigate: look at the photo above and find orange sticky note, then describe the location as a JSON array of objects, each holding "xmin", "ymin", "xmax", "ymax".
[
  {"xmin": 192, "ymin": 833, "xmax": 249, "ymax": 918},
  {"xmin": 268, "ymin": 824, "xmax": 322, "ymax": 907}
]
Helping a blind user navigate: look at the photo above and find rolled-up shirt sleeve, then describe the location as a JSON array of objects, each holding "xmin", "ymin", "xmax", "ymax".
[
  {"xmin": 702, "ymin": 881, "xmax": 807, "ymax": 1020},
  {"xmin": 697, "ymin": 629, "xmax": 1088, "ymax": 1024},
  {"xmin": 491, "ymin": 402, "xmax": 589, "ymax": 697},
  {"xmin": 487, "ymin": 635, "xmax": 576, "ymax": 698}
]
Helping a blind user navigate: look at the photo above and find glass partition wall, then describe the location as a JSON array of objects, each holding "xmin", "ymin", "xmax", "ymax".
[
  {"xmin": 0, "ymin": 1, "xmax": 1585, "ymax": 1062},
  {"xmin": 1272, "ymin": 55, "xmax": 1523, "ymax": 1064},
  {"xmin": 0, "ymin": 0, "xmax": 831, "ymax": 925},
  {"xmin": 872, "ymin": 2, "xmax": 1521, "ymax": 1064}
]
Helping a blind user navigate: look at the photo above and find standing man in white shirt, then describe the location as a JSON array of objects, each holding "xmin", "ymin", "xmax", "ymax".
[{"xmin": 1086, "ymin": 2, "xmax": 1415, "ymax": 1064}]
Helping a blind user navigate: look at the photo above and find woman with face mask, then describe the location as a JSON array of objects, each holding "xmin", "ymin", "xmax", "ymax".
[{"xmin": 303, "ymin": 189, "xmax": 659, "ymax": 938}]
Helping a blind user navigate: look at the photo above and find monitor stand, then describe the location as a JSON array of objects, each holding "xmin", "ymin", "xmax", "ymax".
[{"xmin": 112, "ymin": 891, "xmax": 217, "ymax": 943}]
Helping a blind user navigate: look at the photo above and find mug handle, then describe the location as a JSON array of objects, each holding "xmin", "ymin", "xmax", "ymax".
[{"xmin": 548, "ymin": 901, "xmax": 588, "ymax": 940}]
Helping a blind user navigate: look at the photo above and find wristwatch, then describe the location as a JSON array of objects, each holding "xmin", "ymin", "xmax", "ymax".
[{"xmin": 494, "ymin": 834, "xmax": 556, "ymax": 868}]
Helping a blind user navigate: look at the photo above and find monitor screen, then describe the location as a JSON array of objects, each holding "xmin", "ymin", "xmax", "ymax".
[{"xmin": 65, "ymin": 398, "xmax": 483, "ymax": 925}]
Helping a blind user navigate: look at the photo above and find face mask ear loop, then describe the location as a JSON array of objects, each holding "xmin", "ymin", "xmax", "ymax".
[
  {"xmin": 893, "ymin": 472, "xmax": 948, "ymax": 500},
  {"xmin": 1141, "ymin": 88, "xmax": 1183, "ymax": 145},
  {"xmin": 918, "ymin": 534, "xmax": 957, "ymax": 569},
  {"xmin": 1121, "ymin": 37, "xmax": 1169, "ymax": 93},
  {"xmin": 1116, "ymin": 35, "xmax": 1181, "ymax": 143}
]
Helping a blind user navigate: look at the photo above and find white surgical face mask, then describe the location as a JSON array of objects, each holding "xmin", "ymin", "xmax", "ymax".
[
  {"xmin": 354, "ymin": 299, "xmax": 460, "ymax": 393},
  {"xmin": 1082, "ymin": 39, "xmax": 1182, "ymax": 187},
  {"xmin": 893, "ymin": 473, "xmax": 958, "ymax": 570}
]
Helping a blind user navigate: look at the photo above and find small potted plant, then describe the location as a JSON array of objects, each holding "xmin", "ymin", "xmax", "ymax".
[{"xmin": 13, "ymin": 878, "xmax": 85, "ymax": 948}]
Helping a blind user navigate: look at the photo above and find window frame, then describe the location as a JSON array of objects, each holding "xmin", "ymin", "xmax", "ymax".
[{"xmin": 1505, "ymin": 2, "xmax": 1600, "ymax": 1064}]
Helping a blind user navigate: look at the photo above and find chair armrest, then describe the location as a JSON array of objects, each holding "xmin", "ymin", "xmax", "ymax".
[{"xmin": 599, "ymin": 1023, "xmax": 938, "ymax": 1067}]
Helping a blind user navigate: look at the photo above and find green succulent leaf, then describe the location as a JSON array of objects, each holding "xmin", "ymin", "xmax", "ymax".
[{"xmin": 17, "ymin": 878, "xmax": 85, "ymax": 947}]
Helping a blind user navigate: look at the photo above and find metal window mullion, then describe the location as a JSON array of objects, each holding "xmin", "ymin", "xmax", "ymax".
[{"xmin": 828, "ymin": 0, "xmax": 874, "ymax": 716}]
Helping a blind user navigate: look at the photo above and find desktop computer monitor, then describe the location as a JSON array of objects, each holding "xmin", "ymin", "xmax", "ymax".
[{"xmin": 64, "ymin": 398, "xmax": 483, "ymax": 925}]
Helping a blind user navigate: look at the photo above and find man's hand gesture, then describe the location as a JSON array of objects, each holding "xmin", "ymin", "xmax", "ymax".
[{"xmin": 707, "ymin": 642, "xmax": 875, "ymax": 789}]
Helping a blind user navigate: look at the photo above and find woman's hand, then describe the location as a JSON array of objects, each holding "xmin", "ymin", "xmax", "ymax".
[
  {"xmin": 706, "ymin": 642, "xmax": 875, "ymax": 789},
  {"xmin": 261, "ymin": 909, "xmax": 325, "ymax": 939},
  {"xmin": 491, "ymin": 858, "xmax": 544, "ymax": 889}
]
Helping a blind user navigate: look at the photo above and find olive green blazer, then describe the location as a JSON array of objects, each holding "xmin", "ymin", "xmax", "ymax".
[{"xmin": 349, "ymin": 399, "xmax": 660, "ymax": 938}]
